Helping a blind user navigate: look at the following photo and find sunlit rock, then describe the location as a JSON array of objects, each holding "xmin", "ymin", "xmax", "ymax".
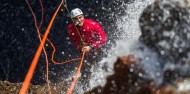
[{"xmin": 0, "ymin": 80, "xmax": 69, "ymax": 94}]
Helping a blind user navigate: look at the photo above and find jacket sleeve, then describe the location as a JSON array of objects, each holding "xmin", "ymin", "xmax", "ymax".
[{"xmin": 91, "ymin": 21, "xmax": 107, "ymax": 48}]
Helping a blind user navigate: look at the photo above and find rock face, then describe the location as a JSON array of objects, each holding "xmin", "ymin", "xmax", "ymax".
[
  {"xmin": 102, "ymin": 55, "xmax": 152, "ymax": 94},
  {"xmin": 139, "ymin": 0, "xmax": 190, "ymax": 64},
  {"xmin": 85, "ymin": 55, "xmax": 190, "ymax": 94},
  {"xmin": 86, "ymin": 0, "xmax": 190, "ymax": 94},
  {"xmin": 139, "ymin": 0, "xmax": 190, "ymax": 87},
  {"xmin": 0, "ymin": 80, "xmax": 69, "ymax": 94},
  {"xmin": 85, "ymin": 55, "xmax": 154, "ymax": 94},
  {"xmin": 1, "ymin": 55, "xmax": 190, "ymax": 93}
]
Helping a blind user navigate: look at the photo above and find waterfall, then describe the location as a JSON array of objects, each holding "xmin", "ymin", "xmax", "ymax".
[{"xmin": 89, "ymin": 0, "xmax": 156, "ymax": 90}]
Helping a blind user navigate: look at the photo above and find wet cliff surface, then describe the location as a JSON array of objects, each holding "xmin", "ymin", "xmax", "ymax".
[
  {"xmin": 139, "ymin": 0, "xmax": 190, "ymax": 85},
  {"xmin": 0, "ymin": 0, "xmax": 132, "ymax": 84},
  {"xmin": 86, "ymin": 0, "xmax": 190, "ymax": 94},
  {"xmin": 1, "ymin": 0, "xmax": 190, "ymax": 94},
  {"xmin": 85, "ymin": 56, "xmax": 190, "ymax": 94}
]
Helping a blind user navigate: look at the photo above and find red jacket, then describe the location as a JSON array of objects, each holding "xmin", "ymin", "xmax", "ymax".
[{"xmin": 67, "ymin": 19, "xmax": 107, "ymax": 51}]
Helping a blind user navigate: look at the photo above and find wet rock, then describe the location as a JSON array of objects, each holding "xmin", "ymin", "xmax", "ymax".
[
  {"xmin": 139, "ymin": 0, "xmax": 190, "ymax": 64},
  {"xmin": 155, "ymin": 78, "xmax": 190, "ymax": 94},
  {"xmin": 85, "ymin": 55, "xmax": 190, "ymax": 94},
  {"xmin": 0, "ymin": 80, "xmax": 41, "ymax": 94},
  {"xmin": 139, "ymin": 0, "xmax": 190, "ymax": 88},
  {"xmin": 85, "ymin": 55, "xmax": 154, "ymax": 94},
  {"xmin": 0, "ymin": 80, "xmax": 69, "ymax": 94},
  {"xmin": 86, "ymin": 0, "xmax": 190, "ymax": 94}
]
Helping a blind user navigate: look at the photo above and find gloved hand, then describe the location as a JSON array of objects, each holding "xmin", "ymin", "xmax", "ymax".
[
  {"xmin": 82, "ymin": 46, "xmax": 91, "ymax": 52},
  {"xmin": 82, "ymin": 45, "xmax": 94, "ymax": 52}
]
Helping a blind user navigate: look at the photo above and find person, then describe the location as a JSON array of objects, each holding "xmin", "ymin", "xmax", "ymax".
[{"xmin": 67, "ymin": 8, "xmax": 107, "ymax": 90}]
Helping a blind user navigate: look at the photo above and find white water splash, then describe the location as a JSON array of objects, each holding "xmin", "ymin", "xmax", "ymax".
[{"xmin": 89, "ymin": 0, "xmax": 156, "ymax": 89}]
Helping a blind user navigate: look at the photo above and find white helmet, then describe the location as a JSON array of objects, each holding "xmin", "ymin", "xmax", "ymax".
[{"xmin": 70, "ymin": 8, "xmax": 83, "ymax": 18}]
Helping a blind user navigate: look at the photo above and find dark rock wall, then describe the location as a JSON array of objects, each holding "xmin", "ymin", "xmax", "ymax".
[
  {"xmin": 139, "ymin": 0, "xmax": 190, "ymax": 64},
  {"xmin": 0, "ymin": 0, "xmax": 133, "ymax": 84}
]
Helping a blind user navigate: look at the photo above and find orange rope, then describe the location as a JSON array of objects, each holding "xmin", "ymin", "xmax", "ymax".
[
  {"xmin": 19, "ymin": 0, "xmax": 64, "ymax": 93},
  {"xmin": 39, "ymin": 33, "xmax": 81, "ymax": 64},
  {"xmin": 67, "ymin": 50, "xmax": 86, "ymax": 94},
  {"xmin": 38, "ymin": 0, "xmax": 52, "ymax": 93},
  {"xmin": 21, "ymin": 0, "xmax": 86, "ymax": 94},
  {"xmin": 43, "ymin": 34, "xmax": 81, "ymax": 94},
  {"xmin": 38, "ymin": 0, "xmax": 44, "ymax": 29},
  {"xmin": 48, "ymin": 38, "xmax": 81, "ymax": 64},
  {"xmin": 24, "ymin": 0, "xmax": 51, "ymax": 93}
]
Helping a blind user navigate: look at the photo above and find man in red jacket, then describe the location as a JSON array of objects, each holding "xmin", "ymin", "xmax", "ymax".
[
  {"xmin": 67, "ymin": 8, "xmax": 107, "ymax": 53},
  {"xmin": 67, "ymin": 8, "xmax": 107, "ymax": 89}
]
